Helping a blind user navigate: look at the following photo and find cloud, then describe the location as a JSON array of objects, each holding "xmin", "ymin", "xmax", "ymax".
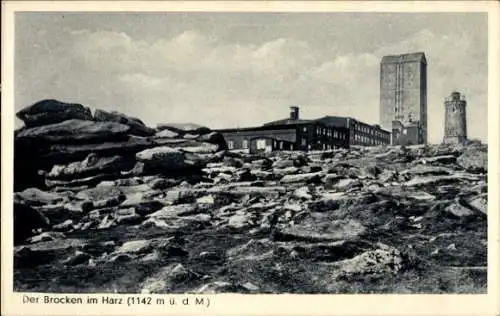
[{"xmin": 15, "ymin": 25, "xmax": 487, "ymax": 144}]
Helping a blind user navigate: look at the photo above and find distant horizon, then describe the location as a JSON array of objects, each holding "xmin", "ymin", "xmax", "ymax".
[{"xmin": 15, "ymin": 12, "xmax": 488, "ymax": 144}]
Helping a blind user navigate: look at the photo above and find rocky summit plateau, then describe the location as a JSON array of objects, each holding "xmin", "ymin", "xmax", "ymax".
[{"xmin": 13, "ymin": 99, "xmax": 488, "ymax": 294}]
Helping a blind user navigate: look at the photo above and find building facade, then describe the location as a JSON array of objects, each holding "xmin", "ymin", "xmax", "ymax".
[
  {"xmin": 380, "ymin": 52, "xmax": 428, "ymax": 145},
  {"xmin": 443, "ymin": 91, "xmax": 467, "ymax": 144},
  {"xmin": 217, "ymin": 107, "xmax": 389, "ymax": 153},
  {"xmin": 317, "ymin": 116, "xmax": 391, "ymax": 146}
]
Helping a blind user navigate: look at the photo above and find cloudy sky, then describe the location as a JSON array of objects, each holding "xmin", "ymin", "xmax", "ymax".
[{"xmin": 15, "ymin": 12, "xmax": 488, "ymax": 143}]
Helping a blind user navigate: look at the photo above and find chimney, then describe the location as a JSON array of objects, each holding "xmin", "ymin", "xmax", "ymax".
[{"xmin": 290, "ymin": 106, "xmax": 299, "ymax": 120}]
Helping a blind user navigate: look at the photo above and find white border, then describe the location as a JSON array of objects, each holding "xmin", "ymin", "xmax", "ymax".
[{"xmin": 2, "ymin": 2, "xmax": 499, "ymax": 316}]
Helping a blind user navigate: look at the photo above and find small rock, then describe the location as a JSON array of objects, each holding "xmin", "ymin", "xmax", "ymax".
[
  {"xmin": 28, "ymin": 231, "xmax": 66, "ymax": 244},
  {"xmin": 445, "ymin": 203, "xmax": 475, "ymax": 218},
  {"xmin": 465, "ymin": 194, "xmax": 487, "ymax": 214},
  {"xmin": 97, "ymin": 215, "xmax": 115, "ymax": 229},
  {"xmin": 196, "ymin": 195, "xmax": 215, "ymax": 204},
  {"xmin": 228, "ymin": 212, "xmax": 253, "ymax": 229},
  {"xmin": 52, "ymin": 219, "xmax": 74, "ymax": 232},
  {"xmin": 242, "ymin": 282, "xmax": 260, "ymax": 292},
  {"xmin": 155, "ymin": 129, "xmax": 179, "ymax": 138},
  {"xmin": 194, "ymin": 281, "xmax": 249, "ymax": 294},
  {"xmin": 280, "ymin": 172, "xmax": 323, "ymax": 184},
  {"xmin": 335, "ymin": 244, "xmax": 404, "ymax": 279},
  {"xmin": 272, "ymin": 159, "xmax": 295, "ymax": 169},
  {"xmin": 62, "ymin": 251, "xmax": 90, "ymax": 266},
  {"xmin": 293, "ymin": 186, "xmax": 312, "ymax": 200},
  {"xmin": 335, "ymin": 178, "xmax": 361, "ymax": 190},
  {"xmin": 140, "ymin": 263, "xmax": 200, "ymax": 294},
  {"xmin": 115, "ymin": 239, "xmax": 152, "ymax": 254}
]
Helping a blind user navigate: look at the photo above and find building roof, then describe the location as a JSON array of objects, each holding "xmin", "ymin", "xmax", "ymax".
[
  {"xmin": 215, "ymin": 121, "xmax": 314, "ymax": 133},
  {"xmin": 317, "ymin": 116, "xmax": 389, "ymax": 131},
  {"xmin": 381, "ymin": 52, "xmax": 427, "ymax": 65},
  {"xmin": 263, "ymin": 118, "xmax": 314, "ymax": 126}
]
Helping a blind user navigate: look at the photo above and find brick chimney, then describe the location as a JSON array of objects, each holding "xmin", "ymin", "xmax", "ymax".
[{"xmin": 290, "ymin": 106, "xmax": 299, "ymax": 120}]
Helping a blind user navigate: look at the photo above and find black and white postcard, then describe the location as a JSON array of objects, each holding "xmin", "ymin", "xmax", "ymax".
[{"xmin": 2, "ymin": 1, "xmax": 499, "ymax": 316}]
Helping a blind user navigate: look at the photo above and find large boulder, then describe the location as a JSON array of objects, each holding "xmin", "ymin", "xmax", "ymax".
[
  {"xmin": 16, "ymin": 99, "xmax": 93, "ymax": 127},
  {"xmin": 45, "ymin": 136, "xmax": 154, "ymax": 164},
  {"xmin": 15, "ymin": 188, "xmax": 67, "ymax": 206},
  {"xmin": 136, "ymin": 147, "xmax": 187, "ymax": 169},
  {"xmin": 45, "ymin": 153, "xmax": 133, "ymax": 181},
  {"xmin": 16, "ymin": 119, "xmax": 130, "ymax": 144},
  {"xmin": 457, "ymin": 147, "xmax": 487, "ymax": 173},
  {"xmin": 94, "ymin": 109, "xmax": 155, "ymax": 137},
  {"xmin": 197, "ymin": 132, "xmax": 228, "ymax": 151}
]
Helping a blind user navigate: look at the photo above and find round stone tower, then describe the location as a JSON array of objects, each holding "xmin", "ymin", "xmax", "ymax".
[{"xmin": 443, "ymin": 91, "xmax": 467, "ymax": 144}]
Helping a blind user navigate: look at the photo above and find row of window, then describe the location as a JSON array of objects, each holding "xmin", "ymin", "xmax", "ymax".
[
  {"xmin": 313, "ymin": 127, "xmax": 347, "ymax": 140},
  {"xmin": 354, "ymin": 134, "xmax": 388, "ymax": 145},
  {"xmin": 227, "ymin": 139, "xmax": 291, "ymax": 150},
  {"xmin": 300, "ymin": 140, "xmax": 344, "ymax": 150},
  {"xmin": 301, "ymin": 126, "xmax": 347, "ymax": 140},
  {"xmin": 354, "ymin": 124, "xmax": 389, "ymax": 139}
]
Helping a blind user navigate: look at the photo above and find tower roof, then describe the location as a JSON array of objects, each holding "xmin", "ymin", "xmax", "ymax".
[{"xmin": 381, "ymin": 52, "xmax": 427, "ymax": 65}]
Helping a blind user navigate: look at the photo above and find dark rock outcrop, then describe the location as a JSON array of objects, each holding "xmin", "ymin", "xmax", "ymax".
[
  {"xmin": 16, "ymin": 99, "xmax": 93, "ymax": 127},
  {"xmin": 94, "ymin": 109, "xmax": 155, "ymax": 137},
  {"xmin": 16, "ymin": 119, "xmax": 130, "ymax": 144}
]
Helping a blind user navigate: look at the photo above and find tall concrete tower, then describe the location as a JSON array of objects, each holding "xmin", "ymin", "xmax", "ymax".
[
  {"xmin": 380, "ymin": 52, "xmax": 427, "ymax": 145},
  {"xmin": 443, "ymin": 91, "xmax": 467, "ymax": 144}
]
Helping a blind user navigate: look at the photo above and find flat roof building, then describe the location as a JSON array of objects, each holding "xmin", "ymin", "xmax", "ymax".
[{"xmin": 215, "ymin": 107, "xmax": 390, "ymax": 153}]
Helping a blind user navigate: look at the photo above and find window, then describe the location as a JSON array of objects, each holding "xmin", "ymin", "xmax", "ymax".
[
  {"xmin": 317, "ymin": 127, "xmax": 320, "ymax": 135},
  {"xmin": 242, "ymin": 140, "xmax": 248, "ymax": 149},
  {"xmin": 256, "ymin": 139, "xmax": 266, "ymax": 150},
  {"xmin": 280, "ymin": 141, "xmax": 283, "ymax": 150},
  {"xmin": 301, "ymin": 138, "xmax": 307, "ymax": 146},
  {"xmin": 228, "ymin": 140, "xmax": 234, "ymax": 149},
  {"xmin": 334, "ymin": 131, "xmax": 338, "ymax": 138},
  {"xmin": 302, "ymin": 127, "xmax": 307, "ymax": 132}
]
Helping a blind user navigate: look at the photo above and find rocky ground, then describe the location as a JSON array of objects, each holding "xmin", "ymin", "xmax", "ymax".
[{"xmin": 13, "ymin": 100, "xmax": 488, "ymax": 294}]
